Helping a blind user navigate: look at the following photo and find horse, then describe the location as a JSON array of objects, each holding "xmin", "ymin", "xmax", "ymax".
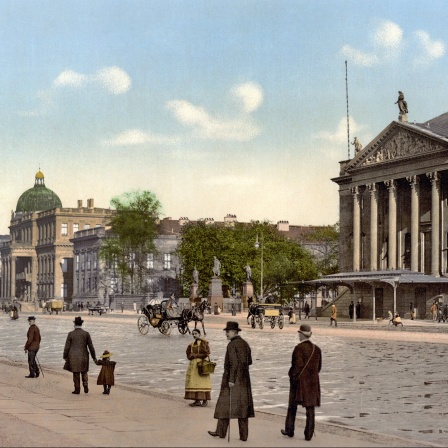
[{"xmin": 181, "ymin": 300, "xmax": 209, "ymax": 336}]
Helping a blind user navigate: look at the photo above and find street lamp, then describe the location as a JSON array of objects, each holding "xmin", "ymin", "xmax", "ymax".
[{"xmin": 255, "ymin": 234, "xmax": 264, "ymax": 302}]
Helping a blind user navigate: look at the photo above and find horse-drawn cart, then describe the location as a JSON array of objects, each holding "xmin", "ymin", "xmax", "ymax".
[
  {"xmin": 42, "ymin": 299, "xmax": 63, "ymax": 315},
  {"xmin": 248, "ymin": 302, "xmax": 284, "ymax": 329}
]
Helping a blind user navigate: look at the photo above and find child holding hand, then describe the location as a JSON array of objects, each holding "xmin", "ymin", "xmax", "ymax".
[{"xmin": 95, "ymin": 350, "xmax": 116, "ymax": 395}]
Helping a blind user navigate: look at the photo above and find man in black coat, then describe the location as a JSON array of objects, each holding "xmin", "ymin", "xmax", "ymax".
[
  {"xmin": 63, "ymin": 316, "xmax": 97, "ymax": 394},
  {"xmin": 208, "ymin": 321, "xmax": 254, "ymax": 442},
  {"xmin": 281, "ymin": 324, "xmax": 322, "ymax": 441}
]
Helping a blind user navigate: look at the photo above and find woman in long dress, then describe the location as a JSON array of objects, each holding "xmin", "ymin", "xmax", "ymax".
[{"xmin": 184, "ymin": 329, "xmax": 211, "ymax": 407}]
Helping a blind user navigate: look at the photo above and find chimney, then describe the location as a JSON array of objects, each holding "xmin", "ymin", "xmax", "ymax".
[
  {"xmin": 87, "ymin": 198, "xmax": 94, "ymax": 209},
  {"xmin": 78, "ymin": 200, "xmax": 83, "ymax": 209},
  {"xmin": 277, "ymin": 220, "xmax": 290, "ymax": 232}
]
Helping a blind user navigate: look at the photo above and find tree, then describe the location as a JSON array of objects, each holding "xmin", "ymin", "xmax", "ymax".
[
  {"xmin": 305, "ymin": 223, "xmax": 339, "ymax": 276},
  {"xmin": 100, "ymin": 190, "xmax": 162, "ymax": 294},
  {"xmin": 176, "ymin": 220, "xmax": 317, "ymax": 303}
]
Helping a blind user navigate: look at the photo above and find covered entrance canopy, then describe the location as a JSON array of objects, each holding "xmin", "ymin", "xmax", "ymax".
[{"xmin": 305, "ymin": 270, "xmax": 448, "ymax": 321}]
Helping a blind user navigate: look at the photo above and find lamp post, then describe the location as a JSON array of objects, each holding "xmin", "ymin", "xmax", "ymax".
[{"xmin": 255, "ymin": 234, "xmax": 264, "ymax": 302}]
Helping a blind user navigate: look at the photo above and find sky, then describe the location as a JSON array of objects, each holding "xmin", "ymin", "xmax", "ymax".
[{"xmin": 1, "ymin": 0, "xmax": 448, "ymax": 234}]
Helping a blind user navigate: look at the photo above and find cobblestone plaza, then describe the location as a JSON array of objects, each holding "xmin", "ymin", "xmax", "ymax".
[{"xmin": 2, "ymin": 312, "xmax": 448, "ymax": 446}]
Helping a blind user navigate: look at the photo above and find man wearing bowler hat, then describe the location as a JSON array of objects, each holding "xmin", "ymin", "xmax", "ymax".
[
  {"xmin": 24, "ymin": 316, "xmax": 41, "ymax": 378},
  {"xmin": 281, "ymin": 324, "xmax": 322, "ymax": 441},
  {"xmin": 63, "ymin": 316, "xmax": 97, "ymax": 394},
  {"xmin": 208, "ymin": 321, "xmax": 254, "ymax": 442}
]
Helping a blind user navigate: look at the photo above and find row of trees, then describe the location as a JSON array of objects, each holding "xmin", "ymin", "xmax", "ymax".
[{"xmin": 98, "ymin": 190, "xmax": 339, "ymax": 302}]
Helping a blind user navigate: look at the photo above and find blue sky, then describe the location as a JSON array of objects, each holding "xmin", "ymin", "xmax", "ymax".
[{"xmin": 1, "ymin": 0, "xmax": 448, "ymax": 233}]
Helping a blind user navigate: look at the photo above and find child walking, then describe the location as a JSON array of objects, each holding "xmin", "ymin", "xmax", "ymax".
[{"xmin": 95, "ymin": 350, "xmax": 116, "ymax": 395}]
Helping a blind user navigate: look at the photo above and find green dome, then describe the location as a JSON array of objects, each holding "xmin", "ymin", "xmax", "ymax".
[{"xmin": 16, "ymin": 171, "xmax": 62, "ymax": 213}]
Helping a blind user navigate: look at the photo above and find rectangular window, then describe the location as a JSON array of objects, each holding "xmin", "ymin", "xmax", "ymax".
[
  {"xmin": 81, "ymin": 253, "xmax": 85, "ymax": 270},
  {"xmin": 95, "ymin": 224, "xmax": 101, "ymax": 228},
  {"xmin": 84, "ymin": 224, "xmax": 90, "ymax": 229},
  {"xmin": 61, "ymin": 223, "xmax": 68, "ymax": 236},
  {"xmin": 76, "ymin": 254, "xmax": 79, "ymax": 271},
  {"xmin": 164, "ymin": 253, "xmax": 171, "ymax": 270},
  {"xmin": 73, "ymin": 223, "xmax": 79, "ymax": 233},
  {"xmin": 147, "ymin": 253, "xmax": 154, "ymax": 269},
  {"xmin": 87, "ymin": 253, "xmax": 91, "ymax": 270},
  {"xmin": 93, "ymin": 252, "xmax": 97, "ymax": 269},
  {"xmin": 61, "ymin": 283, "xmax": 67, "ymax": 298}
]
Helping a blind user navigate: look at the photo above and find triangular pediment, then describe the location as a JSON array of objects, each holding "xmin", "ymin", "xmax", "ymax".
[{"xmin": 344, "ymin": 121, "xmax": 448, "ymax": 173}]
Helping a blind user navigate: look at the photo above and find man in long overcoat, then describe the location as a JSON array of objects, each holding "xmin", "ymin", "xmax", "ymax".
[
  {"xmin": 63, "ymin": 316, "xmax": 97, "ymax": 394},
  {"xmin": 208, "ymin": 321, "xmax": 254, "ymax": 442},
  {"xmin": 24, "ymin": 316, "xmax": 41, "ymax": 378},
  {"xmin": 281, "ymin": 324, "xmax": 322, "ymax": 441}
]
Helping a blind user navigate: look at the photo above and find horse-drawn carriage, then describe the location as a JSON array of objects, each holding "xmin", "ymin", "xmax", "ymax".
[
  {"xmin": 247, "ymin": 302, "xmax": 284, "ymax": 329},
  {"xmin": 137, "ymin": 298, "xmax": 209, "ymax": 336},
  {"xmin": 42, "ymin": 299, "xmax": 63, "ymax": 315}
]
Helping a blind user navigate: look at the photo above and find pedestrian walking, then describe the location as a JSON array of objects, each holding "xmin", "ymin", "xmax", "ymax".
[
  {"xmin": 281, "ymin": 324, "xmax": 322, "ymax": 441},
  {"xmin": 356, "ymin": 301, "xmax": 361, "ymax": 319},
  {"xmin": 185, "ymin": 329, "xmax": 211, "ymax": 407},
  {"xmin": 288, "ymin": 308, "xmax": 296, "ymax": 324},
  {"xmin": 349, "ymin": 301, "xmax": 354, "ymax": 319},
  {"xmin": 95, "ymin": 350, "xmax": 116, "ymax": 395},
  {"xmin": 304, "ymin": 302, "xmax": 310, "ymax": 319},
  {"xmin": 409, "ymin": 302, "xmax": 415, "ymax": 320},
  {"xmin": 431, "ymin": 302, "xmax": 438, "ymax": 322},
  {"xmin": 330, "ymin": 303, "xmax": 337, "ymax": 327},
  {"xmin": 121, "ymin": 302, "xmax": 124, "ymax": 313},
  {"xmin": 63, "ymin": 316, "xmax": 97, "ymax": 394},
  {"xmin": 208, "ymin": 321, "xmax": 254, "ymax": 442},
  {"xmin": 443, "ymin": 304, "xmax": 448, "ymax": 323},
  {"xmin": 24, "ymin": 316, "xmax": 41, "ymax": 378}
]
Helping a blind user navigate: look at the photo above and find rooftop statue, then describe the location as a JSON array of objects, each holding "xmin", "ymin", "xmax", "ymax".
[
  {"xmin": 351, "ymin": 137, "xmax": 362, "ymax": 155},
  {"xmin": 395, "ymin": 91, "xmax": 408, "ymax": 116}
]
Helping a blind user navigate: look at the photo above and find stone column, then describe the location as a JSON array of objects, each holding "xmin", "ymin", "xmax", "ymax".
[
  {"xmin": 407, "ymin": 175, "xmax": 420, "ymax": 272},
  {"xmin": 428, "ymin": 172, "xmax": 440, "ymax": 277},
  {"xmin": 385, "ymin": 180, "xmax": 397, "ymax": 270},
  {"xmin": 351, "ymin": 186, "xmax": 362, "ymax": 271},
  {"xmin": 367, "ymin": 183, "xmax": 378, "ymax": 271},
  {"xmin": 10, "ymin": 256, "xmax": 16, "ymax": 298}
]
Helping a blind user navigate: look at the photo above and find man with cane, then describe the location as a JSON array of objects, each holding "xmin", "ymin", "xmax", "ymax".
[
  {"xmin": 208, "ymin": 321, "xmax": 254, "ymax": 442},
  {"xmin": 24, "ymin": 316, "xmax": 41, "ymax": 378}
]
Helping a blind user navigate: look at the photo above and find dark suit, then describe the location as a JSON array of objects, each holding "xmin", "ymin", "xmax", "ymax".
[
  {"xmin": 213, "ymin": 335, "xmax": 254, "ymax": 441},
  {"xmin": 63, "ymin": 327, "xmax": 96, "ymax": 393},
  {"xmin": 25, "ymin": 324, "xmax": 41, "ymax": 377},
  {"xmin": 285, "ymin": 339, "xmax": 322, "ymax": 440}
]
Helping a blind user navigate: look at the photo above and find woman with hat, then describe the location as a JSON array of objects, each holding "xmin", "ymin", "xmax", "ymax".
[
  {"xmin": 208, "ymin": 321, "xmax": 254, "ymax": 442},
  {"xmin": 281, "ymin": 324, "xmax": 322, "ymax": 441},
  {"xmin": 95, "ymin": 350, "xmax": 116, "ymax": 395},
  {"xmin": 184, "ymin": 329, "xmax": 211, "ymax": 406},
  {"xmin": 63, "ymin": 316, "xmax": 97, "ymax": 394}
]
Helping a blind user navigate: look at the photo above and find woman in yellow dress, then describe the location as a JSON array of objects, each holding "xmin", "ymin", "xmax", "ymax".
[{"xmin": 185, "ymin": 329, "xmax": 212, "ymax": 407}]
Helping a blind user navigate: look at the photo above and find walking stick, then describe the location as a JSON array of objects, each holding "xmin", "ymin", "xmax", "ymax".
[
  {"xmin": 35, "ymin": 355, "xmax": 44, "ymax": 378},
  {"xmin": 228, "ymin": 387, "xmax": 231, "ymax": 443}
]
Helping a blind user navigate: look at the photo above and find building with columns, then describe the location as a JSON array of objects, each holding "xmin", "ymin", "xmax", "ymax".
[
  {"xmin": 318, "ymin": 112, "xmax": 448, "ymax": 319},
  {"xmin": 0, "ymin": 170, "xmax": 113, "ymax": 304}
]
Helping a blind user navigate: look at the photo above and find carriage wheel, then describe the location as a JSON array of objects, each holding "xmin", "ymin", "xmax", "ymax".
[
  {"xmin": 251, "ymin": 315, "xmax": 256, "ymax": 329},
  {"xmin": 159, "ymin": 320, "xmax": 171, "ymax": 335},
  {"xmin": 178, "ymin": 321, "xmax": 188, "ymax": 335},
  {"xmin": 270, "ymin": 319, "xmax": 275, "ymax": 329},
  {"xmin": 137, "ymin": 316, "xmax": 149, "ymax": 335},
  {"xmin": 258, "ymin": 313, "xmax": 264, "ymax": 329},
  {"xmin": 278, "ymin": 315, "xmax": 284, "ymax": 329}
]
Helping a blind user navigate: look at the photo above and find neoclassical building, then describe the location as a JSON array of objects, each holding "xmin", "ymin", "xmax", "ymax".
[
  {"xmin": 0, "ymin": 171, "xmax": 113, "ymax": 303},
  {"xmin": 321, "ymin": 112, "xmax": 448, "ymax": 319}
]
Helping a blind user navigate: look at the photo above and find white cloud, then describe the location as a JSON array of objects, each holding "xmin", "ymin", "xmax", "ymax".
[
  {"xmin": 231, "ymin": 82, "xmax": 263, "ymax": 113},
  {"xmin": 53, "ymin": 66, "xmax": 131, "ymax": 94},
  {"xmin": 94, "ymin": 67, "xmax": 131, "ymax": 95},
  {"xmin": 53, "ymin": 70, "xmax": 88, "ymax": 88},
  {"xmin": 204, "ymin": 175, "xmax": 258, "ymax": 186},
  {"xmin": 317, "ymin": 116, "xmax": 367, "ymax": 143},
  {"xmin": 340, "ymin": 45, "xmax": 379, "ymax": 67},
  {"xmin": 166, "ymin": 99, "xmax": 260, "ymax": 141},
  {"xmin": 103, "ymin": 129, "xmax": 178, "ymax": 146},
  {"xmin": 414, "ymin": 30, "xmax": 445, "ymax": 66},
  {"xmin": 373, "ymin": 21, "xmax": 403, "ymax": 49}
]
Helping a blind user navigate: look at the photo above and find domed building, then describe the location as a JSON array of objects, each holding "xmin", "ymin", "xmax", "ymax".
[
  {"xmin": 15, "ymin": 170, "xmax": 62, "ymax": 213},
  {"xmin": 0, "ymin": 171, "xmax": 114, "ymax": 304}
]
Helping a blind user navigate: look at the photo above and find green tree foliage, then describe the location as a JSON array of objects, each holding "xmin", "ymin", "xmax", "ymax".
[
  {"xmin": 100, "ymin": 190, "xmax": 162, "ymax": 294},
  {"xmin": 176, "ymin": 220, "xmax": 317, "ymax": 303}
]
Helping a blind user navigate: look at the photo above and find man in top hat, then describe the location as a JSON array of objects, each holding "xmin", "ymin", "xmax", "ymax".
[
  {"xmin": 24, "ymin": 316, "xmax": 41, "ymax": 378},
  {"xmin": 208, "ymin": 321, "xmax": 254, "ymax": 442},
  {"xmin": 63, "ymin": 316, "xmax": 97, "ymax": 394},
  {"xmin": 281, "ymin": 324, "xmax": 322, "ymax": 441}
]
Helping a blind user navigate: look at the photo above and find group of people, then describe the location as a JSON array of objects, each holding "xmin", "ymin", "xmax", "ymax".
[
  {"xmin": 430, "ymin": 301, "xmax": 448, "ymax": 323},
  {"xmin": 22, "ymin": 313, "xmax": 322, "ymax": 443},
  {"xmin": 184, "ymin": 319, "xmax": 322, "ymax": 442},
  {"xmin": 348, "ymin": 301, "xmax": 362, "ymax": 319},
  {"xmin": 23, "ymin": 315, "xmax": 116, "ymax": 396}
]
